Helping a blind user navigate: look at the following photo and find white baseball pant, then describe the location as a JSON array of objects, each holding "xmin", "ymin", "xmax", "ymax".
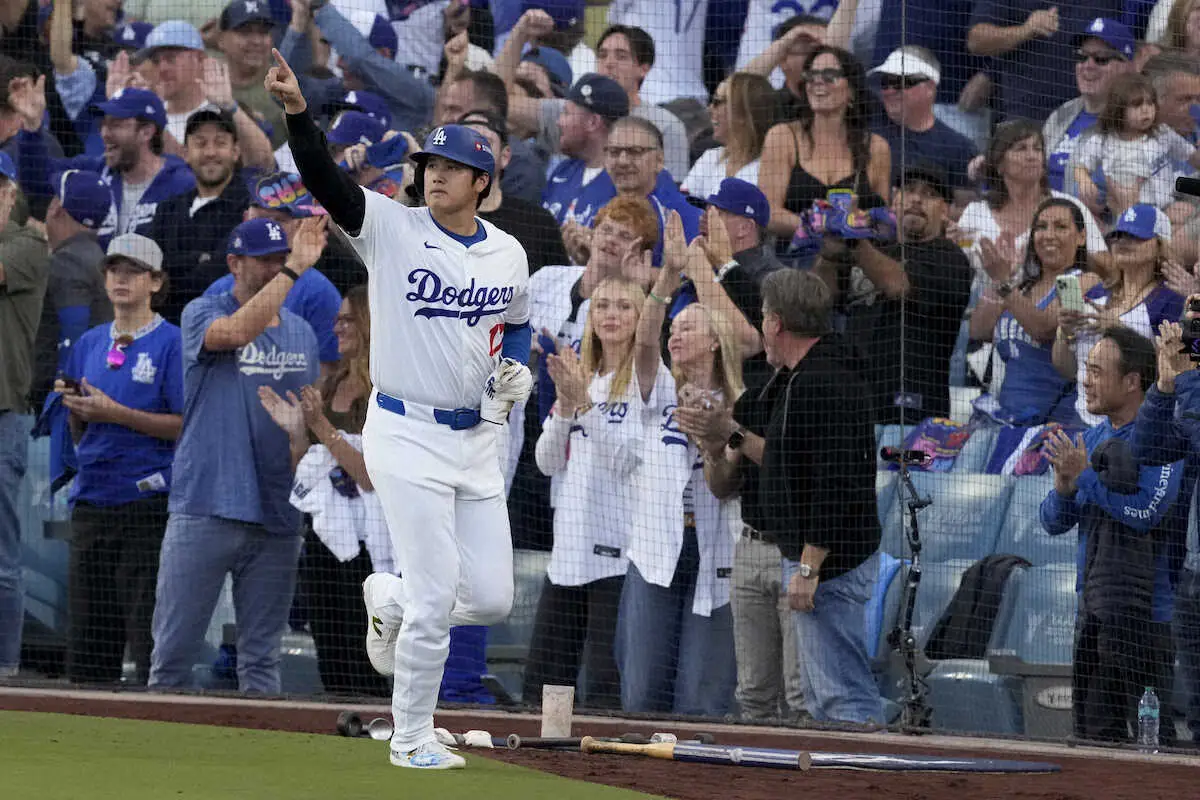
[{"xmin": 362, "ymin": 398, "xmax": 514, "ymax": 751}]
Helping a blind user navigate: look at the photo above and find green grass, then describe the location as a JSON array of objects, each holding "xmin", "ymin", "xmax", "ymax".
[{"xmin": 0, "ymin": 711, "xmax": 665, "ymax": 800}]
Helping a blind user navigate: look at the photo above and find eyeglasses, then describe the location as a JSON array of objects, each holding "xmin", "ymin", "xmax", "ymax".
[
  {"xmin": 803, "ymin": 68, "xmax": 846, "ymax": 84},
  {"xmin": 604, "ymin": 145, "xmax": 658, "ymax": 159},
  {"xmin": 107, "ymin": 334, "xmax": 133, "ymax": 370},
  {"xmin": 1077, "ymin": 50, "xmax": 1121, "ymax": 66},
  {"xmin": 880, "ymin": 75, "xmax": 929, "ymax": 92}
]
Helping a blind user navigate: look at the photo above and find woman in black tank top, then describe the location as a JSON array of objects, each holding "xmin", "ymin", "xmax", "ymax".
[{"xmin": 757, "ymin": 47, "xmax": 891, "ymax": 257}]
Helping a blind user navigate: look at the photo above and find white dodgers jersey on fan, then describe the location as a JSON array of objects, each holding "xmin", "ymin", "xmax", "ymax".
[
  {"xmin": 343, "ymin": 189, "xmax": 531, "ymax": 410},
  {"xmin": 608, "ymin": 0, "xmax": 709, "ymax": 105}
]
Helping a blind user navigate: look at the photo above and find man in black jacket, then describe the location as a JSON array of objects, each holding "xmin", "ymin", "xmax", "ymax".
[
  {"xmin": 147, "ymin": 109, "xmax": 250, "ymax": 324},
  {"xmin": 683, "ymin": 268, "xmax": 883, "ymax": 725}
]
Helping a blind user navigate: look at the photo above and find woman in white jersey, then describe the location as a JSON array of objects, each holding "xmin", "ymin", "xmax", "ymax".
[
  {"xmin": 523, "ymin": 275, "xmax": 651, "ymax": 709},
  {"xmin": 615, "ymin": 233, "xmax": 744, "ymax": 715}
]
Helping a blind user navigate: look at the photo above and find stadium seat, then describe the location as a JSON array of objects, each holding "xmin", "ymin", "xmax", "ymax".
[
  {"xmin": 876, "ymin": 471, "xmax": 898, "ymax": 527},
  {"xmin": 994, "ymin": 474, "xmax": 1078, "ymax": 566},
  {"xmin": 952, "ymin": 425, "xmax": 998, "ymax": 473},
  {"xmin": 926, "ymin": 658, "xmax": 1024, "ymax": 735},
  {"xmin": 879, "ymin": 474, "xmax": 1014, "ymax": 562},
  {"xmin": 988, "ymin": 564, "xmax": 1079, "ymax": 739}
]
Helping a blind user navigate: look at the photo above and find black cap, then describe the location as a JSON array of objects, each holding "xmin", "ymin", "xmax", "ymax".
[
  {"xmin": 900, "ymin": 162, "xmax": 951, "ymax": 201},
  {"xmin": 458, "ymin": 109, "xmax": 509, "ymax": 147},
  {"xmin": 185, "ymin": 108, "xmax": 238, "ymax": 141}
]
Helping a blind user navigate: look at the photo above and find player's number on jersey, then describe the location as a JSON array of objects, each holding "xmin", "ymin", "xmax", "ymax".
[
  {"xmin": 488, "ymin": 322, "xmax": 504, "ymax": 357},
  {"xmin": 674, "ymin": 0, "xmax": 702, "ymax": 35}
]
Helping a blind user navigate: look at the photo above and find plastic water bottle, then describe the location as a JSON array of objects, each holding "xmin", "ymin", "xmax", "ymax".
[{"xmin": 1138, "ymin": 687, "xmax": 1160, "ymax": 753}]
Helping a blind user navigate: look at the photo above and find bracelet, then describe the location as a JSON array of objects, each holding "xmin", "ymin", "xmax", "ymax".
[
  {"xmin": 280, "ymin": 266, "xmax": 300, "ymax": 282},
  {"xmin": 648, "ymin": 291, "xmax": 669, "ymax": 305}
]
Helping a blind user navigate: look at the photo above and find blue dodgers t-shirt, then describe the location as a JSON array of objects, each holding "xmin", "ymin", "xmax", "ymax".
[
  {"xmin": 170, "ymin": 292, "xmax": 320, "ymax": 535},
  {"xmin": 66, "ymin": 317, "xmax": 185, "ymax": 507},
  {"xmin": 1047, "ymin": 110, "xmax": 1099, "ymax": 192},
  {"xmin": 205, "ymin": 269, "xmax": 342, "ymax": 363}
]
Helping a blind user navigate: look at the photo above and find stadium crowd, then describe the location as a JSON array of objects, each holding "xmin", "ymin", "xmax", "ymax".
[{"xmin": 4, "ymin": 0, "xmax": 1200, "ymax": 745}]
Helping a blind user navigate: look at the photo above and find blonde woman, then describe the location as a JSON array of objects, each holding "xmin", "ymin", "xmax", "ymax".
[
  {"xmin": 682, "ymin": 72, "xmax": 779, "ymax": 200},
  {"xmin": 524, "ymin": 275, "xmax": 651, "ymax": 709},
  {"xmin": 616, "ymin": 224, "xmax": 744, "ymax": 716}
]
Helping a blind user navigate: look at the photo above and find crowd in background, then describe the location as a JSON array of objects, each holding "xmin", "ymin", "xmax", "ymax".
[{"xmin": 4, "ymin": 0, "xmax": 1200, "ymax": 743}]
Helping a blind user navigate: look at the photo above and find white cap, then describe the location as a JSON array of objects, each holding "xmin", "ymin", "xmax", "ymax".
[
  {"xmin": 105, "ymin": 233, "xmax": 164, "ymax": 272},
  {"xmin": 869, "ymin": 46, "xmax": 940, "ymax": 85}
]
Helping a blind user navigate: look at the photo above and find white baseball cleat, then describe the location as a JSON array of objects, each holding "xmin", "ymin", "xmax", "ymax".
[
  {"xmin": 362, "ymin": 574, "xmax": 400, "ymax": 676},
  {"xmin": 390, "ymin": 740, "xmax": 467, "ymax": 770}
]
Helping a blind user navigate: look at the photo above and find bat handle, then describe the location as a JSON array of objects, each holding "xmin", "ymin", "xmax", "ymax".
[{"xmin": 507, "ymin": 734, "xmax": 521, "ymax": 750}]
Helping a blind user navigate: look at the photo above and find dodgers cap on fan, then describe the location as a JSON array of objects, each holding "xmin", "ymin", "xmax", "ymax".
[
  {"xmin": 137, "ymin": 20, "xmax": 205, "ymax": 61},
  {"xmin": 327, "ymin": 110, "xmax": 387, "ymax": 146},
  {"xmin": 566, "ymin": 73, "xmax": 629, "ymax": 121},
  {"xmin": 112, "ymin": 21, "xmax": 155, "ymax": 51},
  {"xmin": 220, "ymin": 0, "xmax": 276, "ymax": 30},
  {"xmin": 1076, "ymin": 17, "xmax": 1135, "ymax": 61},
  {"xmin": 411, "ymin": 124, "xmax": 496, "ymax": 175},
  {"xmin": 706, "ymin": 178, "xmax": 770, "ymax": 228},
  {"xmin": 326, "ymin": 90, "xmax": 392, "ymax": 129},
  {"xmin": 106, "ymin": 233, "xmax": 164, "ymax": 272},
  {"xmin": 94, "ymin": 87, "xmax": 168, "ymax": 129},
  {"xmin": 0, "ymin": 152, "xmax": 15, "ymax": 182},
  {"xmin": 228, "ymin": 218, "xmax": 292, "ymax": 257},
  {"xmin": 522, "ymin": 0, "xmax": 584, "ymax": 29},
  {"xmin": 522, "ymin": 45, "xmax": 573, "ymax": 97},
  {"xmin": 1108, "ymin": 204, "xmax": 1171, "ymax": 242},
  {"xmin": 51, "ymin": 170, "xmax": 112, "ymax": 229},
  {"xmin": 366, "ymin": 14, "xmax": 398, "ymax": 52}
]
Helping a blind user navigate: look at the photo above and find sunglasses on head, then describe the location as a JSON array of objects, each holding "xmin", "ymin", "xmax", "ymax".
[
  {"xmin": 803, "ymin": 68, "xmax": 846, "ymax": 84},
  {"xmin": 1077, "ymin": 50, "xmax": 1121, "ymax": 66},
  {"xmin": 880, "ymin": 74, "xmax": 929, "ymax": 91},
  {"xmin": 107, "ymin": 334, "xmax": 133, "ymax": 370}
]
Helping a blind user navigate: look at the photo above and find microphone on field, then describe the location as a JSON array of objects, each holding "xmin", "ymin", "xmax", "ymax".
[
  {"xmin": 1177, "ymin": 176, "xmax": 1200, "ymax": 198},
  {"xmin": 879, "ymin": 447, "xmax": 933, "ymax": 467}
]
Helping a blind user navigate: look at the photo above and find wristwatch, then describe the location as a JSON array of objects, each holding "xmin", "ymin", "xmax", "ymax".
[
  {"xmin": 797, "ymin": 563, "xmax": 815, "ymax": 579},
  {"xmin": 995, "ymin": 280, "xmax": 1015, "ymax": 299},
  {"xmin": 726, "ymin": 424, "xmax": 745, "ymax": 451}
]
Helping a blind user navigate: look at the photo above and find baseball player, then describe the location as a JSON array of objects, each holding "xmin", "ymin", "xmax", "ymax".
[{"xmin": 266, "ymin": 49, "xmax": 533, "ymax": 770}]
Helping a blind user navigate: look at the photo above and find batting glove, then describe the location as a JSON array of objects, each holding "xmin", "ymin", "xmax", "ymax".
[{"xmin": 480, "ymin": 358, "xmax": 534, "ymax": 425}]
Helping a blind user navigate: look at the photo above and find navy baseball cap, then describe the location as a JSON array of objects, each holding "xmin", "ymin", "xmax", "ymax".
[
  {"xmin": 706, "ymin": 178, "xmax": 770, "ymax": 228},
  {"xmin": 327, "ymin": 110, "xmax": 387, "ymax": 146},
  {"xmin": 112, "ymin": 21, "xmax": 155, "ymax": 51},
  {"xmin": 522, "ymin": 0, "xmax": 584, "ymax": 29},
  {"xmin": 523, "ymin": 46, "xmax": 573, "ymax": 97},
  {"xmin": 327, "ymin": 90, "xmax": 392, "ymax": 129},
  {"xmin": 51, "ymin": 170, "xmax": 112, "ymax": 229},
  {"xmin": 220, "ymin": 0, "xmax": 276, "ymax": 30},
  {"xmin": 94, "ymin": 87, "xmax": 168, "ymax": 129},
  {"xmin": 228, "ymin": 218, "xmax": 291, "ymax": 257},
  {"xmin": 185, "ymin": 108, "xmax": 238, "ymax": 140},
  {"xmin": 137, "ymin": 20, "xmax": 205, "ymax": 61},
  {"xmin": 411, "ymin": 124, "xmax": 496, "ymax": 175},
  {"xmin": 567, "ymin": 74, "xmax": 629, "ymax": 121},
  {"xmin": 0, "ymin": 152, "xmax": 15, "ymax": 181},
  {"xmin": 1108, "ymin": 203, "xmax": 1172, "ymax": 242},
  {"xmin": 1077, "ymin": 17, "xmax": 1135, "ymax": 61},
  {"xmin": 365, "ymin": 14, "xmax": 398, "ymax": 52},
  {"xmin": 900, "ymin": 161, "xmax": 951, "ymax": 201}
]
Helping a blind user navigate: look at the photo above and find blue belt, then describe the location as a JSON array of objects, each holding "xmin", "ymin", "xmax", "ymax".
[{"xmin": 375, "ymin": 391, "xmax": 481, "ymax": 430}]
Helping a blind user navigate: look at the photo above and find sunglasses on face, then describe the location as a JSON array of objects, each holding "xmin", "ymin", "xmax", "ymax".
[
  {"xmin": 803, "ymin": 68, "xmax": 846, "ymax": 84},
  {"xmin": 1077, "ymin": 50, "xmax": 1121, "ymax": 66},
  {"xmin": 107, "ymin": 334, "xmax": 134, "ymax": 370},
  {"xmin": 880, "ymin": 75, "xmax": 929, "ymax": 92}
]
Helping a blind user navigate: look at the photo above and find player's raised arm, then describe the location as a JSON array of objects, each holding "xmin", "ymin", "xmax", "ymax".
[{"xmin": 266, "ymin": 49, "xmax": 367, "ymax": 235}]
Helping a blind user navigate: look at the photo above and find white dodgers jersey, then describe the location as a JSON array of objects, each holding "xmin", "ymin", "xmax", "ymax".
[{"xmin": 343, "ymin": 189, "xmax": 531, "ymax": 410}]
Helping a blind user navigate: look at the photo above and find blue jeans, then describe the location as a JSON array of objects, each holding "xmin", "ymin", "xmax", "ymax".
[
  {"xmin": 149, "ymin": 513, "xmax": 302, "ymax": 694},
  {"xmin": 784, "ymin": 554, "xmax": 883, "ymax": 724},
  {"xmin": 1175, "ymin": 566, "xmax": 1200, "ymax": 739},
  {"xmin": 616, "ymin": 531, "xmax": 737, "ymax": 716},
  {"xmin": 0, "ymin": 412, "xmax": 31, "ymax": 672}
]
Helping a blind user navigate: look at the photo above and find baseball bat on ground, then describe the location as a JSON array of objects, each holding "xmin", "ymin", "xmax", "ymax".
[{"xmin": 579, "ymin": 736, "xmax": 812, "ymax": 771}]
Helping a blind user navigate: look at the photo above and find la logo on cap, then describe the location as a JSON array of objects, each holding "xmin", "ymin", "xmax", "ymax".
[
  {"xmin": 1091, "ymin": 18, "xmax": 1104, "ymax": 32},
  {"xmin": 123, "ymin": 27, "xmax": 135, "ymax": 40},
  {"xmin": 234, "ymin": 236, "xmax": 243, "ymax": 247},
  {"xmin": 245, "ymin": 0, "xmax": 259, "ymax": 11},
  {"xmin": 431, "ymin": 127, "xmax": 447, "ymax": 145},
  {"xmin": 745, "ymin": 205, "xmax": 754, "ymax": 214},
  {"xmin": 346, "ymin": 91, "xmax": 358, "ymax": 102},
  {"xmin": 1124, "ymin": 207, "xmax": 1138, "ymax": 222},
  {"xmin": 580, "ymin": 84, "xmax": 593, "ymax": 97}
]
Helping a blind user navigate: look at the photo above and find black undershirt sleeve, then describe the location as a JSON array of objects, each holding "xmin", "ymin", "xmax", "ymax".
[{"xmin": 285, "ymin": 109, "xmax": 366, "ymax": 236}]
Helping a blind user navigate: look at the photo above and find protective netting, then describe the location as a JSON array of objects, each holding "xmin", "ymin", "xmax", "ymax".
[{"xmin": 1, "ymin": 0, "xmax": 1197, "ymax": 748}]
